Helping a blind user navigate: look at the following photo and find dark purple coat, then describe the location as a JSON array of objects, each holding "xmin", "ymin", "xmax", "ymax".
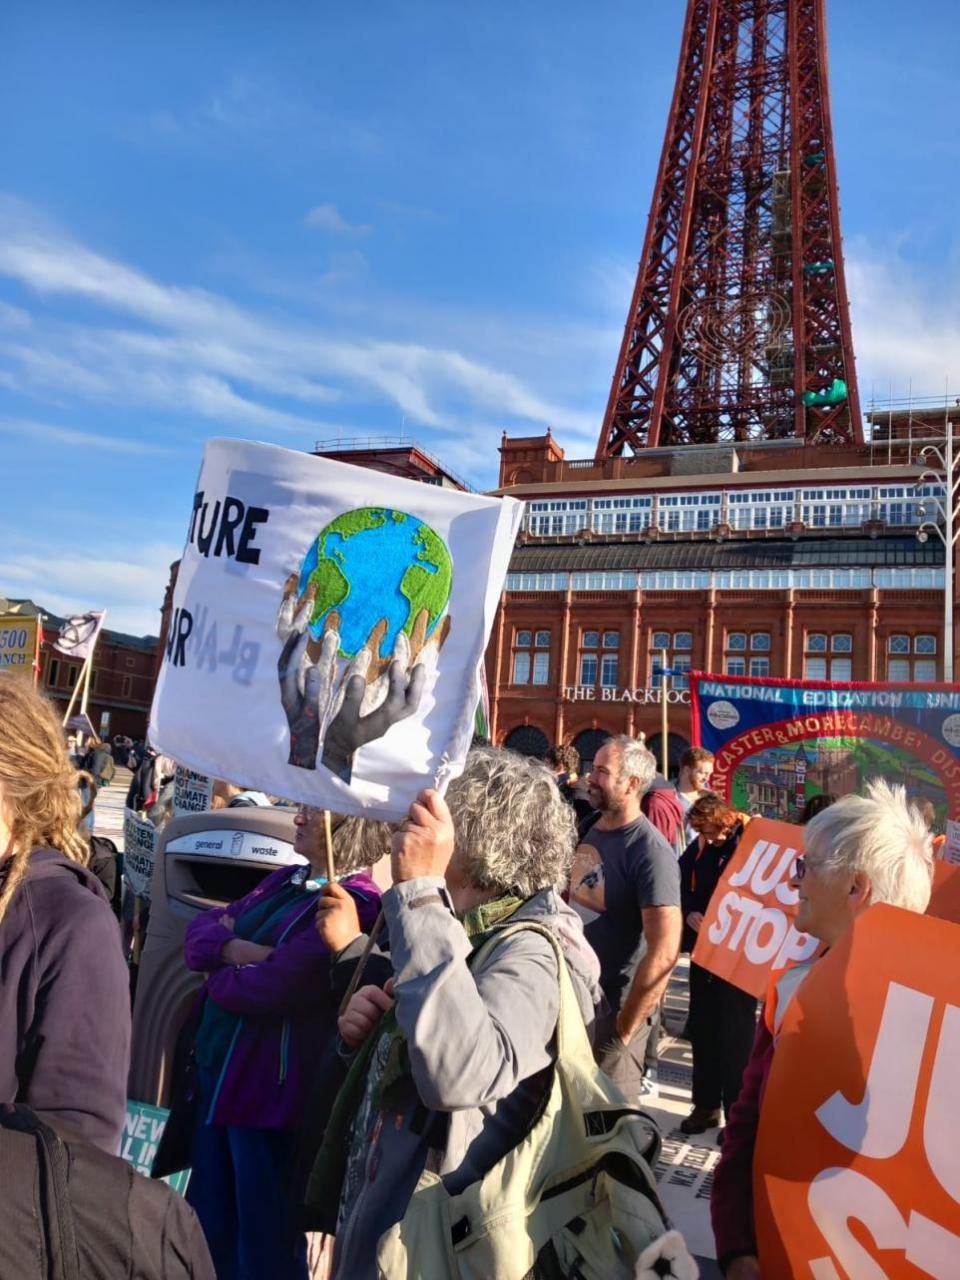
[
  {"xmin": 184, "ymin": 866, "xmax": 381, "ymax": 1131},
  {"xmin": 0, "ymin": 848, "xmax": 130, "ymax": 1153}
]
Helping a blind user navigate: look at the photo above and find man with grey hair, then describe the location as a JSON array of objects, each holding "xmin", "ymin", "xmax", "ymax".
[
  {"xmin": 571, "ymin": 735, "xmax": 682, "ymax": 1098},
  {"xmin": 310, "ymin": 746, "xmax": 605, "ymax": 1279},
  {"xmin": 712, "ymin": 779, "xmax": 934, "ymax": 1280}
]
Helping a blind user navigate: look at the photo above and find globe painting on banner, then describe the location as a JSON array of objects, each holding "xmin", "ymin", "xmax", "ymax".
[
  {"xmin": 278, "ymin": 507, "xmax": 455, "ymax": 783},
  {"xmin": 149, "ymin": 438, "xmax": 523, "ymax": 819},
  {"xmin": 298, "ymin": 508, "xmax": 452, "ymax": 658}
]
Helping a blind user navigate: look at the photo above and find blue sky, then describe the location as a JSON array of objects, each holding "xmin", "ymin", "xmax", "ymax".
[{"xmin": 1, "ymin": 0, "xmax": 958, "ymax": 634}]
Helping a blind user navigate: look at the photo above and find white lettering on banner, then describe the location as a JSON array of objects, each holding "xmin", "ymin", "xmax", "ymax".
[
  {"xmin": 707, "ymin": 838, "xmax": 817, "ymax": 969},
  {"xmin": 707, "ymin": 890, "xmax": 813, "ymax": 969},
  {"xmin": 805, "ymin": 983, "xmax": 960, "ymax": 1277},
  {"xmin": 808, "ymin": 1170, "xmax": 959, "ymax": 1279},
  {"xmin": 728, "ymin": 838, "xmax": 801, "ymax": 905},
  {"xmin": 816, "ymin": 983, "xmax": 934, "ymax": 1160},
  {"xmin": 924, "ymin": 1004, "xmax": 960, "ymax": 1203}
]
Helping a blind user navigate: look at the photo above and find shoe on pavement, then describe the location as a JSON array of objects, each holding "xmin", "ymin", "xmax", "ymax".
[
  {"xmin": 679, "ymin": 1106, "xmax": 722, "ymax": 1135},
  {"xmin": 638, "ymin": 1067, "xmax": 659, "ymax": 1100}
]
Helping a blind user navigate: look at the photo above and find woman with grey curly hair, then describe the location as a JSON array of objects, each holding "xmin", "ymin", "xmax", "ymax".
[
  {"xmin": 444, "ymin": 744, "xmax": 579, "ymax": 896},
  {"xmin": 308, "ymin": 746, "xmax": 603, "ymax": 1279}
]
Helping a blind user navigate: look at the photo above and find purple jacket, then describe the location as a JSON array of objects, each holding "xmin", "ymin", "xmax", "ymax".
[{"xmin": 184, "ymin": 866, "xmax": 381, "ymax": 1131}]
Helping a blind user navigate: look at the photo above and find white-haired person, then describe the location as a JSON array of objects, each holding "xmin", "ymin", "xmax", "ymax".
[
  {"xmin": 711, "ymin": 779, "xmax": 934, "ymax": 1280},
  {"xmin": 308, "ymin": 746, "xmax": 604, "ymax": 1280}
]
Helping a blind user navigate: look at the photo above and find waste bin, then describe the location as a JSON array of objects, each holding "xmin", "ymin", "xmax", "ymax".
[{"xmin": 129, "ymin": 807, "xmax": 304, "ymax": 1107}]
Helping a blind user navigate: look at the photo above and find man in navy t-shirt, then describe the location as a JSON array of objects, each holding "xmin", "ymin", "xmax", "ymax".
[{"xmin": 570, "ymin": 735, "xmax": 682, "ymax": 1096}]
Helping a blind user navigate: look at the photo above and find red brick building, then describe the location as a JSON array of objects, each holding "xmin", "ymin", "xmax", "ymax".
[{"xmin": 484, "ymin": 411, "xmax": 956, "ymax": 771}]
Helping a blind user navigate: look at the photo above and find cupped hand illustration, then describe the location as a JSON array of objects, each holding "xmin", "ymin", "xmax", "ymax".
[
  {"xmin": 277, "ymin": 577, "xmax": 340, "ymax": 769},
  {"xmin": 276, "ymin": 574, "xmax": 451, "ymax": 776}
]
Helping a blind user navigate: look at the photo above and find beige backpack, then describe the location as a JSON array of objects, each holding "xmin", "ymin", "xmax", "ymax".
[{"xmin": 375, "ymin": 922, "xmax": 698, "ymax": 1279}]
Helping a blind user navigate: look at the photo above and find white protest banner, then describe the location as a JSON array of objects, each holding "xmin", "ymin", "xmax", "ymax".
[
  {"xmin": 149, "ymin": 439, "xmax": 524, "ymax": 819},
  {"xmin": 173, "ymin": 766, "xmax": 214, "ymax": 816},
  {"xmin": 691, "ymin": 817, "xmax": 819, "ymax": 997},
  {"xmin": 123, "ymin": 807, "xmax": 158, "ymax": 899}
]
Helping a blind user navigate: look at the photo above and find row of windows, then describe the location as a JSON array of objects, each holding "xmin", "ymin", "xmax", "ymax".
[
  {"xmin": 45, "ymin": 660, "xmax": 134, "ymax": 699},
  {"xmin": 523, "ymin": 485, "xmax": 945, "ymax": 537},
  {"xmin": 510, "ymin": 628, "xmax": 939, "ymax": 686},
  {"xmin": 505, "ymin": 568, "xmax": 946, "ymax": 593}
]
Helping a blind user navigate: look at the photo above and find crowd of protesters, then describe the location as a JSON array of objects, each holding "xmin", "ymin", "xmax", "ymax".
[{"xmin": 0, "ymin": 667, "xmax": 940, "ymax": 1278}]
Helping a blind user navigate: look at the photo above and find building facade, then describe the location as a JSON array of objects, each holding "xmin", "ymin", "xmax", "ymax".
[
  {"xmin": 3, "ymin": 598, "xmax": 158, "ymax": 740},
  {"xmin": 485, "ymin": 414, "xmax": 956, "ymax": 771}
]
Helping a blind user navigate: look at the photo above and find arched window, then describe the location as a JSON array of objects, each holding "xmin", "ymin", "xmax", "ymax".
[
  {"xmin": 503, "ymin": 725, "xmax": 550, "ymax": 759},
  {"xmin": 646, "ymin": 732, "xmax": 690, "ymax": 779},
  {"xmin": 572, "ymin": 729, "xmax": 611, "ymax": 774}
]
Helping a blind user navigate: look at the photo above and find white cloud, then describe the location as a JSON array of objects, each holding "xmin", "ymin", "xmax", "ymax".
[
  {"xmin": 847, "ymin": 246, "xmax": 960, "ymax": 404},
  {"xmin": 0, "ymin": 418, "xmax": 172, "ymax": 455},
  {"xmin": 0, "ymin": 203, "xmax": 597, "ymax": 463},
  {"xmin": 1, "ymin": 538, "xmax": 182, "ymax": 637},
  {"xmin": 125, "ymin": 74, "xmax": 382, "ymax": 156},
  {"xmin": 305, "ymin": 203, "xmax": 371, "ymax": 236},
  {"xmin": 0, "ymin": 299, "xmax": 31, "ymax": 329}
]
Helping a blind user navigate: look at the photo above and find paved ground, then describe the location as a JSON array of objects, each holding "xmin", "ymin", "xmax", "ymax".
[
  {"xmin": 96, "ymin": 779, "xmax": 721, "ymax": 1274},
  {"xmin": 646, "ymin": 957, "xmax": 723, "ymax": 1277}
]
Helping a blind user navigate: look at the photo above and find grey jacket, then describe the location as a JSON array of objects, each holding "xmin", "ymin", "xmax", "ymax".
[{"xmin": 332, "ymin": 878, "xmax": 602, "ymax": 1279}]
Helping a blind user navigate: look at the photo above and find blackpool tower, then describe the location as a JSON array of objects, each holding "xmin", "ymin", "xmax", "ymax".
[{"xmin": 596, "ymin": 0, "xmax": 862, "ymax": 456}]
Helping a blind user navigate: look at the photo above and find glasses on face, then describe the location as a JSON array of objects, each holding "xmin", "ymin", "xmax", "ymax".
[{"xmin": 794, "ymin": 855, "xmax": 807, "ymax": 881}]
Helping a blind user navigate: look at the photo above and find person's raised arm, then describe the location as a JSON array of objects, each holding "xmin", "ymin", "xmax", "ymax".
[
  {"xmin": 615, "ymin": 904, "xmax": 681, "ymax": 1043},
  {"xmin": 383, "ymin": 788, "xmax": 561, "ymax": 1111}
]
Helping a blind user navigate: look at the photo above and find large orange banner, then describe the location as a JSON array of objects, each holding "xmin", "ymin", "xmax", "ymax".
[
  {"xmin": 690, "ymin": 817, "xmax": 818, "ymax": 998},
  {"xmin": 755, "ymin": 905, "xmax": 960, "ymax": 1278}
]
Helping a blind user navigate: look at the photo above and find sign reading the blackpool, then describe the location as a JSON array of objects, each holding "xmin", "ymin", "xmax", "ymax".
[
  {"xmin": 691, "ymin": 817, "xmax": 818, "ymax": 998},
  {"xmin": 149, "ymin": 439, "xmax": 523, "ymax": 820},
  {"xmin": 562, "ymin": 684, "xmax": 691, "ymax": 705},
  {"xmin": 755, "ymin": 905, "xmax": 960, "ymax": 1278},
  {"xmin": 691, "ymin": 673, "xmax": 960, "ymax": 855}
]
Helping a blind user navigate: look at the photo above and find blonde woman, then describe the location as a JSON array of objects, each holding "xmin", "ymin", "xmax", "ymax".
[{"xmin": 0, "ymin": 673, "xmax": 130, "ymax": 1152}]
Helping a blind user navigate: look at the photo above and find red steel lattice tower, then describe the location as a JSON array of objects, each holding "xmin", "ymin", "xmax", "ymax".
[{"xmin": 596, "ymin": 0, "xmax": 862, "ymax": 456}]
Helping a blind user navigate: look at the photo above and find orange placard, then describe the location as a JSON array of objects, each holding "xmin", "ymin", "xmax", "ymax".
[
  {"xmin": 754, "ymin": 905, "xmax": 960, "ymax": 1278},
  {"xmin": 690, "ymin": 817, "xmax": 818, "ymax": 998},
  {"xmin": 927, "ymin": 861, "xmax": 960, "ymax": 925}
]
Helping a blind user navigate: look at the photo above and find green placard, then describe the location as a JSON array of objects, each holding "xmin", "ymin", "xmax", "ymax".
[{"xmin": 121, "ymin": 1099, "xmax": 191, "ymax": 1196}]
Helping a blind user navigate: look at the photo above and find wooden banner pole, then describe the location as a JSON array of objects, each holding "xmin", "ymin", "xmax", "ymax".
[
  {"xmin": 322, "ymin": 809, "xmax": 336, "ymax": 885},
  {"xmin": 61, "ymin": 656, "xmax": 89, "ymax": 726},
  {"xmin": 660, "ymin": 647, "xmax": 670, "ymax": 778}
]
